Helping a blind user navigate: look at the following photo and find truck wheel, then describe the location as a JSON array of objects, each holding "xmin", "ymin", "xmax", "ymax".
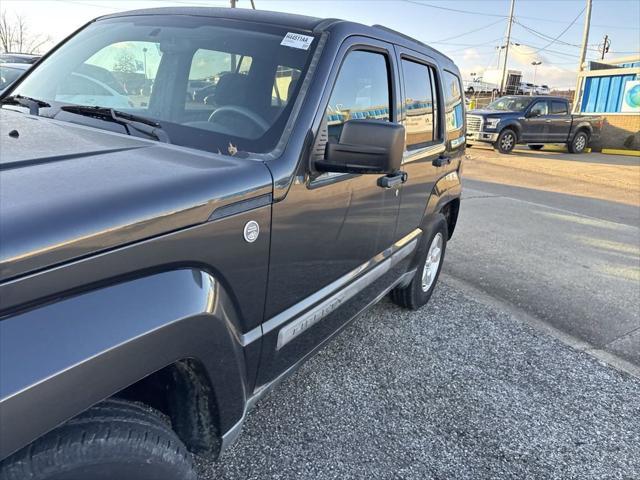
[
  {"xmin": 568, "ymin": 131, "xmax": 588, "ymax": 154},
  {"xmin": 390, "ymin": 216, "xmax": 447, "ymax": 310},
  {"xmin": 528, "ymin": 145, "xmax": 544, "ymax": 150},
  {"xmin": 0, "ymin": 398, "xmax": 197, "ymax": 480},
  {"xmin": 495, "ymin": 129, "xmax": 516, "ymax": 154}
]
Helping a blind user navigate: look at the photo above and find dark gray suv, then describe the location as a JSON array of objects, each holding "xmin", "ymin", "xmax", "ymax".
[{"xmin": 0, "ymin": 8, "xmax": 464, "ymax": 479}]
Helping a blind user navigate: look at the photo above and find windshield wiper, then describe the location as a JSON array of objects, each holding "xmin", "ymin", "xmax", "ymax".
[
  {"xmin": 59, "ymin": 105, "xmax": 170, "ymax": 143},
  {"xmin": 0, "ymin": 95, "xmax": 51, "ymax": 115}
]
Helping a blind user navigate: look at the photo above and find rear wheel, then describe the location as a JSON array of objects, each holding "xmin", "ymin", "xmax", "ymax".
[
  {"xmin": 528, "ymin": 144, "xmax": 544, "ymax": 151},
  {"xmin": 568, "ymin": 131, "xmax": 588, "ymax": 154},
  {"xmin": 390, "ymin": 216, "xmax": 447, "ymax": 310},
  {"xmin": 495, "ymin": 128, "xmax": 517, "ymax": 154},
  {"xmin": 0, "ymin": 398, "xmax": 197, "ymax": 480}
]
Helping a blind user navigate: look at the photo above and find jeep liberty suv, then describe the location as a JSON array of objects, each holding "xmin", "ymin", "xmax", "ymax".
[{"xmin": 0, "ymin": 8, "xmax": 464, "ymax": 479}]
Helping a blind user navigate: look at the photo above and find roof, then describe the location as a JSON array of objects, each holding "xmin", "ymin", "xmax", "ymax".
[
  {"xmin": 99, "ymin": 7, "xmax": 453, "ymax": 66},
  {"xmin": 100, "ymin": 7, "xmax": 330, "ymax": 32}
]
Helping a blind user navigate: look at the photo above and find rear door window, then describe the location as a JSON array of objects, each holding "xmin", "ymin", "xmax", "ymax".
[
  {"xmin": 401, "ymin": 59, "xmax": 437, "ymax": 149},
  {"xmin": 443, "ymin": 70, "xmax": 464, "ymax": 142},
  {"xmin": 551, "ymin": 101, "xmax": 568, "ymax": 115}
]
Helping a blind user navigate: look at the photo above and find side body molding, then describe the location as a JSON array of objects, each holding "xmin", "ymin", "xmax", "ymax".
[{"xmin": 0, "ymin": 269, "xmax": 248, "ymax": 460}]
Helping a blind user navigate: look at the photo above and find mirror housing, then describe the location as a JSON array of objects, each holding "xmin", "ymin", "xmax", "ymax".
[
  {"xmin": 527, "ymin": 109, "xmax": 540, "ymax": 118},
  {"xmin": 315, "ymin": 120, "xmax": 405, "ymax": 175}
]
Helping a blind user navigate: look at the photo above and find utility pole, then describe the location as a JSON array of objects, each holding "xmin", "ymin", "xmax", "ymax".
[
  {"xmin": 230, "ymin": 0, "xmax": 236, "ymax": 7},
  {"xmin": 573, "ymin": 0, "xmax": 592, "ymax": 110},
  {"xmin": 499, "ymin": 0, "xmax": 515, "ymax": 95},
  {"xmin": 599, "ymin": 34, "xmax": 610, "ymax": 60}
]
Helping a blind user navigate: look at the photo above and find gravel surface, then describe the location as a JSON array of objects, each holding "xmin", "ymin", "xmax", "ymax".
[{"xmin": 197, "ymin": 278, "xmax": 640, "ymax": 480}]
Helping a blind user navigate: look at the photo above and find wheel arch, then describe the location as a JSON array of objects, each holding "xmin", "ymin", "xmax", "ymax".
[{"xmin": 0, "ymin": 268, "xmax": 251, "ymax": 461}]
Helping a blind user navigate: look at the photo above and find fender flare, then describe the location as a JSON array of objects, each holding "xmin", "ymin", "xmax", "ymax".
[
  {"xmin": 0, "ymin": 269, "xmax": 249, "ymax": 460},
  {"xmin": 499, "ymin": 120, "xmax": 522, "ymax": 141}
]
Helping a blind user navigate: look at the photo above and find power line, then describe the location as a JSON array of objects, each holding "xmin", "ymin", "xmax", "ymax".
[
  {"xmin": 527, "ymin": 7, "xmax": 585, "ymax": 55},
  {"xmin": 402, "ymin": 0, "xmax": 506, "ymax": 18},
  {"xmin": 429, "ymin": 19, "xmax": 504, "ymax": 44}
]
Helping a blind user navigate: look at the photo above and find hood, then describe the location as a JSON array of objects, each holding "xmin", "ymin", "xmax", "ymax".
[
  {"xmin": 468, "ymin": 109, "xmax": 521, "ymax": 116},
  {"xmin": 0, "ymin": 109, "xmax": 272, "ymax": 281}
]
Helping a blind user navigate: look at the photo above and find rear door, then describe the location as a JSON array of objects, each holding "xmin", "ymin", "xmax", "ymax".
[
  {"xmin": 547, "ymin": 99, "xmax": 572, "ymax": 142},
  {"xmin": 393, "ymin": 47, "xmax": 447, "ymax": 237}
]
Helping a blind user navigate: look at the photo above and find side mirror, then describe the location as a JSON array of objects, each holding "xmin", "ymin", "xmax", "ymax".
[
  {"xmin": 527, "ymin": 110, "xmax": 540, "ymax": 118},
  {"xmin": 315, "ymin": 120, "xmax": 405, "ymax": 175}
]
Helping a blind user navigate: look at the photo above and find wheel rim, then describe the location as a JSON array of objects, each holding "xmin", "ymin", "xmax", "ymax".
[
  {"xmin": 575, "ymin": 135, "xmax": 586, "ymax": 151},
  {"xmin": 421, "ymin": 233, "xmax": 443, "ymax": 292},
  {"xmin": 501, "ymin": 133, "xmax": 514, "ymax": 151}
]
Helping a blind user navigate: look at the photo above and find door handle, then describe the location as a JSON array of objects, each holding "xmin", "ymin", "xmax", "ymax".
[
  {"xmin": 545, "ymin": 119, "xmax": 552, "ymax": 123},
  {"xmin": 432, "ymin": 155, "xmax": 451, "ymax": 167},
  {"xmin": 377, "ymin": 171, "xmax": 407, "ymax": 189}
]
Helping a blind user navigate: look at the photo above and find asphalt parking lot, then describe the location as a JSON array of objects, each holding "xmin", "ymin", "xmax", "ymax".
[{"xmin": 197, "ymin": 279, "xmax": 640, "ymax": 480}]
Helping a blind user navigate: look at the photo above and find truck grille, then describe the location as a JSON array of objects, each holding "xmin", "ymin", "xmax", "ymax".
[{"xmin": 467, "ymin": 115, "xmax": 482, "ymax": 132}]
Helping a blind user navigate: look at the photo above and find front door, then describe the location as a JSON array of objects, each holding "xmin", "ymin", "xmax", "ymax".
[
  {"xmin": 522, "ymin": 100, "xmax": 549, "ymax": 142},
  {"xmin": 547, "ymin": 100, "xmax": 572, "ymax": 142},
  {"xmin": 256, "ymin": 40, "xmax": 403, "ymax": 387}
]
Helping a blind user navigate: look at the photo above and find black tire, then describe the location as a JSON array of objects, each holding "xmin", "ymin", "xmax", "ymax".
[
  {"xmin": 494, "ymin": 128, "xmax": 517, "ymax": 154},
  {"xmin": 528, "ymin": 144, "xmax": 544, "ymax": 151},
  {"xmin": 568, "ymin": 131, "xmax": 588, "ymax": 154},
  {"xmin": 390, "ymin": 216, "xmax": 448, "ymax": 310},
  {"xmin": 0, "ymin": 398, "xmax": 197, "ymax": 480}
]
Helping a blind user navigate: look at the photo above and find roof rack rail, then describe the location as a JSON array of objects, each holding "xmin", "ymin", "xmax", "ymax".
[{"xmin": 371, "ymin": 24, "xmax": 428, "ymax": 49}]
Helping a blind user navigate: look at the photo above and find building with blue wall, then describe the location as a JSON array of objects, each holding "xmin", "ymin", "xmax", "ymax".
[{"xmin": 575, "ymin": 55, "xmax": 640, "ymax": 114}]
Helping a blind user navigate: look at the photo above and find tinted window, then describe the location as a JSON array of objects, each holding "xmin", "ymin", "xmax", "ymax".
[
  {"xmin": 551, "ymin": 101, "xmax": 568, "ymax": 115},
  {"xmin": 326, "ymin": 50, "xmax": 390, "ymax": 141},
  {"xmin": 402, "ymin": 59, "xmax": 437, "ymax": 149},
  {"xmin": 530, "ymin": 101, "xmax": 548, "ymax": 116},
  {"xmin": 0, "ymin": 66, "xmax": 25, "ymax": 91},
  {"xmin": 443, "ymin": 70, "xmax": 463, "ymax": 141}
]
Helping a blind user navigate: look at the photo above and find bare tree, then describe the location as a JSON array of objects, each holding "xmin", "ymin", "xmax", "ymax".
[{"xmin": 0, "ymin": 10, "xmax": 51, "ymax": 54}]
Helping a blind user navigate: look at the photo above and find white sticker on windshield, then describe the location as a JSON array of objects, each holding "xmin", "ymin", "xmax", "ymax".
[{"xmin": 280, "ymin": 32, "xmax": 314, "ymax": 50}]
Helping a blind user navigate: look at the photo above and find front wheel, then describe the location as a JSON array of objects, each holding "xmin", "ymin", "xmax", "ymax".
[
  {"xmin": 390, "ymin": 216, "xmax": 448, "ymax": 310},
  {"xmin": 568, "ymin": 131, "xmax": 588, "ymax": 154},
  {"xmin": 494, "ymin": 129, "xmax": 517, "ymax": 154},
  {"xmin": 0, "ymin": 398, "xmax": 197, "ymax": 480}
]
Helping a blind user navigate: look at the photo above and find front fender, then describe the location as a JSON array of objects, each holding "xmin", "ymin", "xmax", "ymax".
[{"xmin": 0, "ymin": 268, "xmax": 249, "ymax": 460}]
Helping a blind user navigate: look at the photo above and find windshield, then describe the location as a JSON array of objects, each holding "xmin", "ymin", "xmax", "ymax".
[
  {"xmin": 8, "ymin": 16, "xmax": 318, "ymax": 154},
  {"xmin": 0, "ymin": 66, "xmax": 26, "ymax": 91},
  {"xmin": 486, "ymin": 96, "xmax": 531, "ymax": 112}
]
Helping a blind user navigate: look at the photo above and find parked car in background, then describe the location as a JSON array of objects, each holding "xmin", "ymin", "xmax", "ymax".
[
  {"xmin": 466, "ymin": 95, "xmax": 600, "ymax": 154},
  {"xmin": 0, "ymin": 63, "xmax": 30, "ymax": 93},
  {"xmin": 464, "ymin": 76, "xmax": 498, "ymax": 95},
  {"xmin": 518, "ymin": 82, "xmax": 536, "ymax": 95},
  {"xmin": 0, "ymin": 7, "xmax": 465, "ymax": 479},
  {"xmin": 0, "ymin": 53, "xmax": 41, "ymax": 64},
  {"xmin": 536, "ymin": 84, "xmax": 550, "ymax": 95}
]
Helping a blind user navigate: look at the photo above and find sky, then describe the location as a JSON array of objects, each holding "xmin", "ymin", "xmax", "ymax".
[{"xmin": 2, "ymin": 0, "xmax": 639, "ymax": 89}]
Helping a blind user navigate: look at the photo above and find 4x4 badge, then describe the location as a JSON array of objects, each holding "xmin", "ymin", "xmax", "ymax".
[{"xmin": 243, "ymin": 221, "xmax": 260, "ymax": 243}]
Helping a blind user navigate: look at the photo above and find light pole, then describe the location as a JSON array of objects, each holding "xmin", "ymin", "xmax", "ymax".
[{"xmin": 531, "ymin": 61, "xmax": 542, "ymax": 93}]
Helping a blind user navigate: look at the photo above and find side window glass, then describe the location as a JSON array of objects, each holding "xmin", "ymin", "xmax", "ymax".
[
  {"xmin": 530, "ymin": 101, "xmax": 549, "ymax": 116},
  {"xmin": 401, "ymin": 59, "xmax": 436, "ymax": 150},
  {"xmin": 443, "ymin": 70, "xmax": 464, "ymax": 142},
  {"xmin": 551, "ymin": 101, "xmax": 568, "ymax": 115},
  {"xmin": 326, "ymin": 50, "xmax": 390, "ymax": 142}
]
